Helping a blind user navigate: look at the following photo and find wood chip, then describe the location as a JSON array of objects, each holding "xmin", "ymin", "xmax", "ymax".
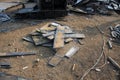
[{"xmin": 72, "ymin": 64, "xmax": 76, "ymax": 71}]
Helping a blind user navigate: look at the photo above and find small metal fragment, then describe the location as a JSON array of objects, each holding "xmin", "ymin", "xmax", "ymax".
[{"xmin": 107, "ymin": 40, "xmax": 112, "ymax": 49}]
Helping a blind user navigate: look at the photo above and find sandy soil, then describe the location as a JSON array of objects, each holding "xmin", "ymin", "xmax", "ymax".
[
  {"xmin": 0, "ymin": 13, "xmax": 120, "ymax": 80},
  {"xmin": 0, "ymin": 1, "xmax": 120, "ymax": 80}
]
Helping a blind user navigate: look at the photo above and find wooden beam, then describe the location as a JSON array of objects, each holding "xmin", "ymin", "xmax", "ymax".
[{"xmin": 53, "ymin": 26, "xmax": 65, "ymax": 48}]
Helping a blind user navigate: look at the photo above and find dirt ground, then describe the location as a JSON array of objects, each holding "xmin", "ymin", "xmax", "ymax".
[{"xmin": 0, "ymin": 1, "xmax": 120, "ymax": 80}]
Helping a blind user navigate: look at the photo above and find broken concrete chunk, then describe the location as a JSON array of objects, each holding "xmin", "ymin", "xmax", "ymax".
[
  {"xmin": 53, "ymin": 26, "xmax": 65, "ymax": 48},
  {"xmin": 48, "ymin": 55, "xmax": 63, "ymax": 67},
  {"xmin": 65, "ymin": 46, "xmax": 79, "ymax": 58},
  {"xmin": 64, "ymin": 33, "xmax": 85, "ymax": 39}
]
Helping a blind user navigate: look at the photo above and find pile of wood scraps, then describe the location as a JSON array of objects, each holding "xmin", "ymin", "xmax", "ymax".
[{"xmin": 23, "ymin": 22, "xmax": 85, "ymax": 67}]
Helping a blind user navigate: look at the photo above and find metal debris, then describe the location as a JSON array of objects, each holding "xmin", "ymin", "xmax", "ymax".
[
  {"xmin": 110, "ymin": 24, "xmax": 120, "ymax": 44},
  {"xmin": 0, "ymin": 62, "xmax": 11, "ymax": 69},
  {"xmin": 0, "ymin": 13, "xmax": 10, "ymax": 22},
  {"xmin": 68, "ymin": 0, "xmax": 120, "ymax": 15},
  {"xmin": 0, "ymin": 72, "xmax": 31, "ymax": 80},
  {"xmin": 0, "ymin": 52, "xmax": 36, "ymax": 57},
  {"xmin": 108, "ymin": 56, "xmax": 120, "ymax": 70},
  {"xmin": 107, "ymin": 40, "xmax": 112, "ymax": 49}
]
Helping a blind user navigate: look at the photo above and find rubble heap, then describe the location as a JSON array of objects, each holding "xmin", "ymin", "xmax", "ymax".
[{"xmin": 23, "ymin": 22, "xmax": 85, "ymax": 67}]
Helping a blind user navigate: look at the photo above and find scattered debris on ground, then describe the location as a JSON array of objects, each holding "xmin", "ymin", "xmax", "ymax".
[
  {"xmin": 0, "ymin": 52, "xmax": 36, "ymax": 57},
  {"xmin": 0, "ymin": 0, "xmax": 120, "ymax": 80},
  {"xmin": 108, "ymin": 24, "xmax": 120, "ymax": 48},
  {"xmin": 0, "ymin": 2, "xmax": 23, "ymax": 13},
  {"xmin": 108, "ymin": 56, "xmax": 120, "ymax": 71},
  {"xmin": 0, "ymin": 62, "xmax": 11, "ymax": 69},
  {"xmin": 0, "ymin": 72, "xmax": 31, "ymax": 80},
  {"xmin": 0, "ymin": 13, "xmax": 10, "ymax": 22},
  {"xmin": 68, "ymin": 0, "xmax": 120, "ymax": 15},
  {"xmin": 23, "ymin": 22, "xmax": 85, "ymax": 67},
  {"xmin": 0, "ymin": 0, "xmax": 119, "ymax": 20}
]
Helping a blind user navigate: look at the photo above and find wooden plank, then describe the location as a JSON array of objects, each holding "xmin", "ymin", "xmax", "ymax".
[
  {"xmin": 42, "ymin": 31, "xmax": 55, "ymax": 37},
  {"xmin": 56, "ymin": 41, "xmax": 79, "ymax": 57},
  {"xmin": 53, "ymin": 26, "xmax": 65, "ymax": 48},
  {"xmin": 0, "ymin": 2, "xmax": 23, "ymax": 12},
  {"xmin": 5, "ymin": 4, "xmax": 23, "ymax": 13},
  {"xmin": 64, "ymin": 33, "xmax": 85, "ymax": 38},
  {"xmin": 31, "ymin": 35, "xmax": 50, "ymax": 46},
  {"xmin": 22, "ymin": 36, "xmax": 34, "ymax": 43},
  {"xmin": 40, "ymin": 23, "xmax": 56, "ymax": 31},
  {"xmin": 0, "ymin": 52, "xmax": 35, "ymax": 57},
  {"xmin": 65, "ymin": 38, "xmax": 73, "ymax": 43},
  {"xmin": 48, "ymin": 41, "xmax": 79, "ymax": 67},
  {"xmin": 48, "ymin": 55, "xmax": 63, "ymax": 67},
  {"xmin": 65, "ymin": 46, "xmax": 79, "ymax": 58},
  {"xmin": 47, "ymin": 35, "xmax": 54, "ymax": 40}
]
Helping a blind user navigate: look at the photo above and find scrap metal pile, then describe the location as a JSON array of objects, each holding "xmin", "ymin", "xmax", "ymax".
[
  {"xmin": 23, "ymin": 22, "xmax": 85, "ymax": 67},
  {"xmin": 0, "ymin": 0, "xmax": 120, "ymax": 22},
  {"xmin": 68, "ymin": 0, "xmax": 120, "ymax": 15},
  {"xmin": 110, "ymin": 24, "xmax": 120, "ymax": 44}
]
